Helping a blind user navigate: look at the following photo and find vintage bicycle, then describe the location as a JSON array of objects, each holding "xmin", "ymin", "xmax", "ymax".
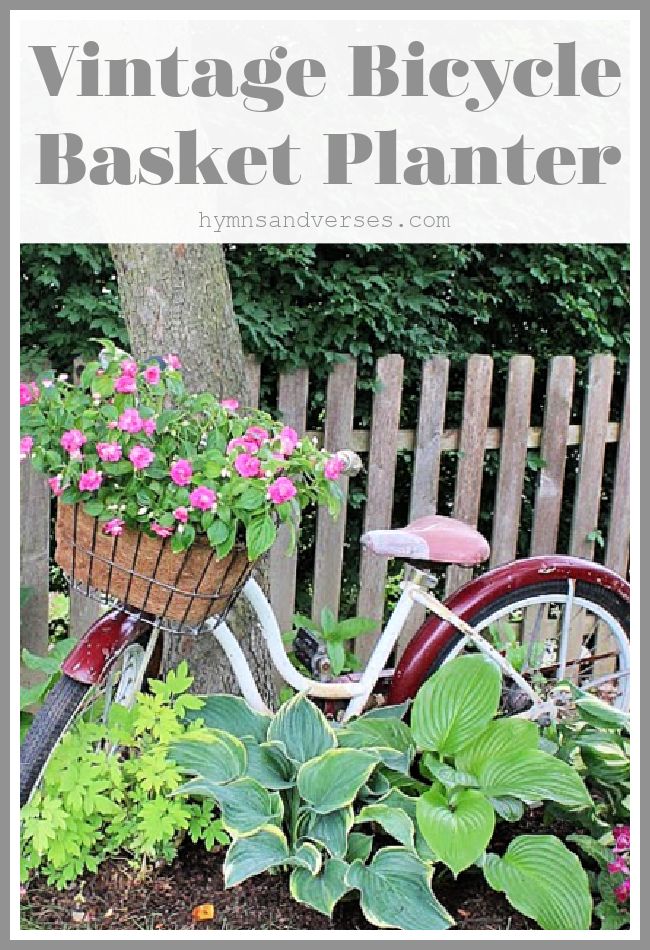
[{"xmin": 20, "ymin": 450, "xmax": 630, "ymax": 806}]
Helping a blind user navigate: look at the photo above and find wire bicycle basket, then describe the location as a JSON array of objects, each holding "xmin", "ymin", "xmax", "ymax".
[{"xmin": 55, "ymin": 503, "xmax": 255, "ymax": 633}]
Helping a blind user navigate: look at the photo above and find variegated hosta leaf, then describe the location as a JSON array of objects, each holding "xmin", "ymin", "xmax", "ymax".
[
  {"xmin": 359, "ymin": 770, "xmax": 392, "ymax": 802},
  {"xmin": 346, "ymin": 832, "xmax": 373, "ymax": 864},
  {"xmin": 297, "ymin": 749, "xmax": 378, "ymax": 814},
  {"xmin": 337, "ymin": 717, "xmax": 415, "ymax": 774},
  {"xmin": 420, "ymin": 752, "xmax": 479, "ymax": 789},
  {"xmin": 455, "ymin": 717, "xmax": 539, "ymax": 774},
  {"xmin": 411, "ymin": 655, "xmax": 502, "ymax": 756},
  {"xmin": 360, "ymin": 701, "xmax": 411, "ymax": 721},
  {"xmin": 210, "ymin": 777, "xmax": 283, "ymax": 836},
  {"xmin": 267, "ymin": 693, "xmax": 336, "ymax": 765},
  {"xmin": 482, "ymin": 835, "xmax": 592, "ymax": 930},
  {"xmin": 299, "ymin": 806, "xmax": 354, "ymax": 858},
  {"xmin": 243, "ymin": 738, "xmax": 296, "ymax": 790},
  {"xmin": 345, "ymin": 847, "xmax": 454, "ymax": 930},
  {"xmin": 223, "ymin": 826, "xmax": 290, "ymax": 888},
  {"xmin": 290, "ymin": 858, "xmax": 350, "ymax": 917},
  {"xmin": 186, "ymin": 694, "xmax": 271, "ymax": 741},
  {"xmin": 355, "ymin": 804, "xmax": 415, "ymax": 849},
  {"xmin": 416, "ymin": 786, "xmax": 495, "ymax": 875},
  {"xmin": 168, "ymin": 730, "xmax": 246, "ymax": 785},
  {"xmin": 477, "ymin": 750, "xmax": 592, "ymax": 808},
  {"xmin": 290, "ymin": 842, "xmax": 323, "ymax": 875},
  {"xmin": 374, "ymin": 787, "xmax": 419, "ymax": 820},
  {"xmin": 570, "ymin": 688, "xmax": 630, "ymax": 731}
]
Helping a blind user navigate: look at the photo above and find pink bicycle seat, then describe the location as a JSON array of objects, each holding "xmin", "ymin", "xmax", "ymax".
[{"xmin": 361, "ymin": 514, "xmax": 490, "ymax": 566}]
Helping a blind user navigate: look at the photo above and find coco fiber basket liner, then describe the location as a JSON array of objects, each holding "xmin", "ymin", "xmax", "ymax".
[{"xmin": 55, "ymin": 503, "xmax": 253, "ymax": 627}]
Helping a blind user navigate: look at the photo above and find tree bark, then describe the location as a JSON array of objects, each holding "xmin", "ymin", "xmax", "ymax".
[{"xmin": 109, "ymin": 243, "xmax": 276, "ymax": 703}]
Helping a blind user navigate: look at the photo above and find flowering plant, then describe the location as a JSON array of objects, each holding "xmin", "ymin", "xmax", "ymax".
[{"xmin": 19, "ymin": 342, "xmax": 345, "ymax": 562}]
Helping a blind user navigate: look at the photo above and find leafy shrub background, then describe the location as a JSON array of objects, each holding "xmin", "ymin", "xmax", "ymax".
[{"xmin": 21, "ymin": 243, "xmax": 630, "ymax": 617}]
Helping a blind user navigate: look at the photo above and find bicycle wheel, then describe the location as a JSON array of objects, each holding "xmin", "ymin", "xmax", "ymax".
[
  {"xmin": 422, "ymin": 579, "xmax": 630, "ymax": 713},
  {"xmin": 20, "ymin": 627, "xmax": 161, "ymax": 807}
]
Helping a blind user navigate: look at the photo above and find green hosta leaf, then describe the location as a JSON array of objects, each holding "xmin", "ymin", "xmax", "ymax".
[
  {"xmin": 337, "ymin": 717, "xmax": 415, "ymax": 774},
  {"xmin": 411, "ymin": 655, "xmax": 501, "ymax": 755},
  {"xmin": 360, "ymin": 701, "xmax": 410, "ymax": 721},
  {"xmin": 416, "ymin": 787, "xmax": 495, "ymax": 876},
  {"xmin": 346, "ymin": 832, "xmax": 373, "ymax": 863},
  {"xmin": 290, "ymin": 858, "xmax": 350, "ymax": 917},
  {"xmin": 488, "ymin": 796, "xmax": 525, "ymax": 822},
  {"xmin": 477, "ymin": 750, "xmax": 592, "ymax": 808},
  {"xmin": 483, "ymin": 835, "xmax": 592, "ymax": 930},
  {"xmin": 223, "ymin": 826, "xmax": 290, "ymax": 888},
  {"xmin": 346, "ymin": 847, "xmax": 453, "ymax": 930},
  {"xmin": 243, "ymin": 739, "xmax": 296, "ymax": 790},
  {"xmin": 290, "ymin": 842, "xmax": 322, "ymax": 875},
  {"xmin": 297, "ymin": 749, "xmax": 378, "ymax": 814},
  {"xmin": 168, "ymin": 730, "xmax": 246, "ymax": 785},
  {"xmin": 299, "ymin": 806, "xmax": 353, "ymax": 858},
  {"xmin": 455, "ymin": 717, "xmax": 539, "ymax": 774},
  {"xmin": 187, "ymin": 694, "xmax": 271, "ymax": 742},
  {"xmin": 207, "ymin": 778, "xmax": 283, "ymax": 836},
  {"xmin": 355, "ymin": 804, "xmax": 414, "ymax": 848},
  {"xmin": 420, "ymin": 753, "xmax": 479, "ymax": 789},
  {"xmin": 267, "ymin": 693, "xmax": 336, "ymax": 765}
]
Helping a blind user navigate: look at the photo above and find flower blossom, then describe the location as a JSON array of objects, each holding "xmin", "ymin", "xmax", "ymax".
[
  {"xmin": 151, "ymin": 522, "xmax": 173, "ymax": 538},
  {"xmin": 143, "ymin": 364, "xmax": 161, "ymax": 385},
  {"xmin": 96, "ymin": 442, "xmax": 123, "ymax": 463},
  {"xmin": 20, "ymin": 436, "xmax": 34, "ymax": 459},
  {"xmin": 324, "ymin": 456, "xmax": 346, "ymax": 480},
  {"xmin": 165, "ymin": 354, "xmax": 182, "ymax": 370},
  {"xmin": 173, "ymin": 506, "xmax": 189, "ymax": 523},
  {"xmin": 267, "ymin": 476, "xmax": 297, "ymax": 504},
  {"xmin": 189, "ymin": 486, "xmax": 216, "ymax": 511},
  {"xmin": 607, "ymin": 857, "xmax": 629, "ymax": 875},
  {"xmin": 102, "ymin": 518, "xmax": 125, "ymax": 537},
  {"xmin": 613, "ymin": 826, "xmax": 630, "ymax": 853},
  {"xmin": 227, "ymin": 437, "xmax": 258, "ymax": 455},
  {"xmin": 221, "ymin": 398, "xmax": 239, "ymax": 411},
  {"xmin": 117, "ymin": 408, "xmax": 143, "ymax": 434},
  {"xmin": 142, "ymin": 417, "xmax": 157, "ymax": 437},
  {"xmin": 278, "ymin": 426, "xmax": 299, "ymax": 456},
  {"xmin": 120, "ymin": 358, "xmax": 138, "ymax": 377},
  {"xmin": 170, "ymin": 459, "xmax": 193, "ymax": 486},
  {"xmin": 614, "ymin": 880, "xmax": 630, "ymax": 904},
  {"xmin": 245, "ymin": 426, "xmax": 269, "ymax": 447},
  {"xmin": 20, "ymin": 382, "xmax": 39, "ymax": 407},
  {"xmin": 115, "ymin": 374, "xmax": 138, "ymax": 394},
  {"xmin": 235, "ymin": 454, "xmax": 261, "ymax": 478},
  {"xmin": 79, "ymin": 469, "xmax": 103, "ymax": 492},
  {"xmin": 129, "ymin": 445, "xmax": 155, "ymax": 470},
  {"xmin": 48, "ymin": 475, "xmax": 65, "ymax": 496},
  {"xmin": 60, "ymin": 429, "xmax": 87, "ymax": 455}
]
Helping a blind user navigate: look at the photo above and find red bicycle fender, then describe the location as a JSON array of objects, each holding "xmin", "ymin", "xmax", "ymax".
[
  {"xmin": 61, "ymin": 608, "xmax": 147, "ymax": 685},
  {"xmin": 388, "ymin": 555, "xmax": 629, "ymax": 705}
]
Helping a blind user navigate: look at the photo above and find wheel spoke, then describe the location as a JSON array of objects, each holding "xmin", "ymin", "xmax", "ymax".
[{"xmin": 556, "ymin": 578, "xmax": 575, "ymax": 682}]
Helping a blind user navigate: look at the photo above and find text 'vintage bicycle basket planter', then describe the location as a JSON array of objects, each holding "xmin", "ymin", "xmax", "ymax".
[{"xmin": 20, "ymin": 342, "xmax": 346, "ymax": 630}]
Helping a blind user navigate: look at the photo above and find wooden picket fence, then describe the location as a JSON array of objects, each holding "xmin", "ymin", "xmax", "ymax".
[{"xmin": 20, "ymin": 352, "xmax": 629, "ymax": 670}]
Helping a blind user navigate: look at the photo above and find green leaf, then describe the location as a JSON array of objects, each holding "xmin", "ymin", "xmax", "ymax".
[
  {"xmin": 83, "ymin": 499, "xmax": 105, "ymax": 517},
  {"xmin": 207, "ymin": 519, "xmax": 230, "ymax": 547},
  {"xmin": 355, "ymin": 804, "xmax": 415, "ymax": 848},
  {"xmin": 411, "ymin": 655, "xmax": 502, "ymax": 755},
  {"xmin": 297, "ymin": 749, "xmax": 378, "ymax": 814},
  {"xmin": 455, "ymin": 717, "xmax": 539, "ymax": 774},
  {"xmin": 346, "ymin": 847, "xmax": 453, "ymax": 930},
  {"xmin": 290, "ymin": 842, "xmax": 322, "ymax": 875},
  {"xmin": 360, "ymin": 701, "xmax": 410, "ymax": 721},
  {"xmin": 320, "ymin": 606, "xmax": 337, "ymax": 636},
  {"xmin": 187, "ymin": 694, "xmax": 271, "ymax": 742},
  {"xmin": 209, "ymin": 777, "xmax": 283, "ymax": 836},
  {"xmin": 487, "ymin": 796, "xmax": 525, "ymax": 822},
  {"xmin": 328, "ymin": 616, "xmax": 379, "ymax": 641},
  {"xmin": 245, "ymin": 515, "xmax": 277, "ymax": 560},
  {"xmin": 337, "ymin": 717, "xmax": 415, "ymax": 774},
  {"xmin": 419, "ymin": 753, "xmax": 479, "ymax": 789},
  {"xmin": 326, "ymin": 640, "xmax": 346, "ymax": 676},
  {"xmin": 477, "ymin": 749, "xmax": 592, "ymax": 808},
  {"xmin": 566, "ymin": 834, "xmax": 615, "ymax": 869},
  {"xmin": 223, "ymin": 826, "xmax": 290, "ymax": 888},
  {"xmin": 243, "ymin": 739, "xmax": 296, "ymax": 790},
  {"xmin": 290, "ymin": 858, "xmax": 350, "ymax": 917},
  {"xmin": 299, "ymin": 806, "xmax": 354, "ymax": 858},
  {"xmin": 168, "ymin": 731, "xmax": 247, "ymax": 786},
  {"xmin": 483, "ymin": 835, "xmax": 592, "ymax": 930},
  {"xmin": 416, "ymin": 787, "xmax": 495, "ymax": 875},
  {"xmin": 346, "ymin": 832, "xmax": 373, "ymax": 864},
  {"xmin": 267, "ymin": 693, "xmax": 336, "ymax": 765}
]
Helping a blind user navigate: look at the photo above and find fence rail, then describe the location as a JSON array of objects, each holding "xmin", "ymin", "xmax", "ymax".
[{"xmin": 20, "ymin": 352, "xmax": 630, "ymax": 668}]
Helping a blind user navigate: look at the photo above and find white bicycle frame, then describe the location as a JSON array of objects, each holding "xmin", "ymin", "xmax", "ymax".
[{"xmin": 205, "ymin": 569, "xmax": 547, "ymax": 723}]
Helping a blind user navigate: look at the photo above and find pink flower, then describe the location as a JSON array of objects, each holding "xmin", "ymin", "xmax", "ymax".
[
  {"xmin": 20, "ymin": 436, "xmax": 33, "ymax": 460},
  {"xmin": 613, "ymin": 826, "xmax": 630, "ymax": 853},
  {"xmin": 173, "ymin": 506, "xmax": 189, "ymax": 523},
  {"xmin": 142, "ymin": 417, "xmax": 157, "ymax": 437},
  {"xmin": 60, "ymin": 429, "xmax": 87, "ymax": 454},
  {"xmin": 20, "ymin": 382, "xmax": 39, "ymax": 406},
  {"xmin": 614, "ymin": 880, "xmax": 630, "ymax": 903},
  {"xmin": 245, "ymin": 426, "xmax": 269, "ymax": 446},
  {"xmin": 143, "ymin": 364, "xmax": 161, "ymax": 385},
  {"xmin": 165, "ymin": 354, "xmax": 182, "ymax": 370},
  {"xmin": 48, "ymin": 475, "xmax": 64, "ymax": 496},
  {"xmin": 151, "ymin": 523, "xmax": 173, "ymax": 538},
  {"xmin": 608, "ymin": 857, "xmax": 629, "ymax": 875},
  {"xmin": 227, "ymin": 437, "xmax": 257, "ymax": 455},
  {"xmin": 120, "ymin": 358, "xmax": 138, "ymax": 377},
  {"xmin": 235, "ymin": 454, "xmax": 261, "ymax": 478},
  {"xmin": 129, "ymin": 445, "xmax": 155, "ymax": 470},
  {"xmin": 117, "ymin": 408, "xmax": 143, "ymax": 433},
  {"xmin": 96, "ymin": 442, "xmax": 123, "ymax": 463},
  {"xmin": 267, "ymin": 476, "xmax": 297, "ymax": 504},
  {"xmin": 324, "ymin": 456, "xmax": 346, "ymax": 481},
  {"xmin": 115, "ymin": 374, "xmax": 137, "ymax": 394},
  {"xmin": 102, "ymin": 518, "xmax": 125, "ymax": 537},
  {"xmin": 189, "ymin": 486, "xmax": 216, "ymax": 511},
  {"xmin": 170, "ymin": 459, "xmax": 193, "ymax": 487},
  {"xmin": 79, "ymin": 469, "xmax": 103, "ymax": 492},
  {"xmin": 221, "ymin": 398, "xmax": 239, "ymax": 411},
  {"xmin": 278, "ymin": 426, "xmax": 299, "ymax": 456}
]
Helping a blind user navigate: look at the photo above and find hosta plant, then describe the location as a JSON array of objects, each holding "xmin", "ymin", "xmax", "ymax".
[
  {"xmin": 411, "ymin": 654, "xmax": 594, "ymax": 930},
  {"xmin": 19, "ymin": 341, "xmax": 345, "ymax": 561},
  {"xmin": 170, "ymin": 692, "xmax": 453, "ymax": 931}
]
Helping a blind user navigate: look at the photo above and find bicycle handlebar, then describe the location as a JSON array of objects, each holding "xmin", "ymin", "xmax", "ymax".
[{"xmin": 335, "ymin": 450, "xmax": 363, "ymax": 476}]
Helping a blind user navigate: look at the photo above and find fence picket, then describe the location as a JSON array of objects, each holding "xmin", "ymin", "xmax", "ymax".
[
  {"xmin": 606, "ymin": 374, "xmax": 630, "ymax": 576},
  {"xmin": 312, "ymin": 360, "xmax": 358, "ymax": 622},
  {"xmin": 490, "ymin": 356, "xmax": 535, "ymax": 567},
  {"xmin": 244, "ymin": 355, "xmax": 261, "ymax": 409},
  {"xmin": 446, "ymin": 355, "xmax": 493, "ymax": 594},
  {"xmin": 268, "ymin": 369, "xmax": 309, "ymax": 634},
  {"xmin": 530, "ymin": 356, "xmax": 576, "ymax": 555},
  {"xmin": 356, "ymin": 355, "xmax": 404, "ymax": 662}
]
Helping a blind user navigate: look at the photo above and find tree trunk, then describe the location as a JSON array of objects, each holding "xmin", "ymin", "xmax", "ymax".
[{"xmin": 109, "ymin": 243, "xmax": 276, "ymax": 704}]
